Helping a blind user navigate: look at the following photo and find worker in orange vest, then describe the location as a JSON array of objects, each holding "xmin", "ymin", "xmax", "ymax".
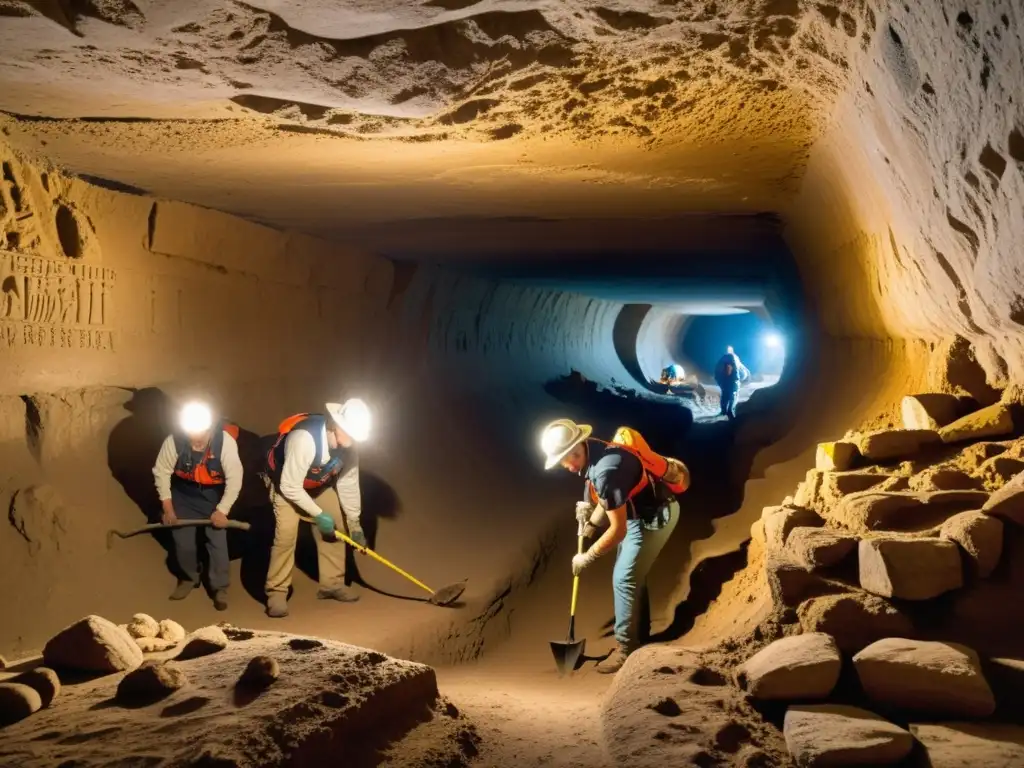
[
  {"xmin": 541, "ymin": 418, "xmax": 689, "ymax": 674},
  {"xmin": 152, "ymin": 401, "xmax": 243, "ymax": 611},
  {"xmin": 263, "ymin": 399, "xmax": 371, "ymax": 618}
]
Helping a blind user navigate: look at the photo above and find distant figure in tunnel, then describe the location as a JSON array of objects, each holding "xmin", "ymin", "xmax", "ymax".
[
  {"xmin": 541, "ymin": 418, "xmax": 691, "ymax": 674},
  {"xmin": 659, "ymin": 363, "xmax": 685, "ymax": 386},
  {"xmin": 263, "ymin": 399, "xmax": 371, "ymax": 619},
  {"xmin": 714, "ymin": 346, "xmax": 750, "ymax": 420},
  {"xmin": 152, "ymin": 401, "xmax": 243, "ymax": 611}
]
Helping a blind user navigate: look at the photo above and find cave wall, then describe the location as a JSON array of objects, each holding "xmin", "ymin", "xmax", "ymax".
[{"xmin": 0, "ymin": 142, "xmax": 674, "ymax": 658}]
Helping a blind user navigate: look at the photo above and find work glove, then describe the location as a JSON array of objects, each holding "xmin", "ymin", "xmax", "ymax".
[
  {"xmin": 348, "ymin": 527, "xmax": 368, "ymax": 549},
  {"xmin": 575, "ymin": 501, "xmax": 594, "ymax": 525},
  {"xmin": 572, "ymin": 549, "xmax": 599, "ymax": 577},
  {"xmin": 313, "ymin": 512, "xmax": 336, "ymax": 537}
]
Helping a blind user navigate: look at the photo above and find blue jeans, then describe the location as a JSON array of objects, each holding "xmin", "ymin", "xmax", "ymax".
[
  {"xmin": 612, "ymin": 501, "xmax": 680, "ymax": 650},
  {"xmin": 170, "ymin": 485, "xmax": 229, "ymax": 591}
]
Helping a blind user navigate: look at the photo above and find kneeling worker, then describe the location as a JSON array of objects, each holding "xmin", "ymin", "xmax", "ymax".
[
  {"xmin": 541, "ymin": 418, "xmax": 690, "ymax": 673},
  {"xmin": 264, "ymin": 399, "xmax": 371, "ymax": 618},
  {"xmin": 152, "ymin": 401, "xmax": 243, "ymax": 611}
]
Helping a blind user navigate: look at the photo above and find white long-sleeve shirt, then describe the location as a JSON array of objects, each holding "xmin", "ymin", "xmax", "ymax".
[
  {"xmin": 152, "ymin": 430, "xmax": 243, "ymax": 515},
  {"xmin": 278, "ymin": 427, "xmax": 361, "ymax": 526}
]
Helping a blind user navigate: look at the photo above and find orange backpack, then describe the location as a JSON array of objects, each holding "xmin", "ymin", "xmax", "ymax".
[{"xmin": 607, "ymin": 426, "xmax": 687, "ymax": 496}]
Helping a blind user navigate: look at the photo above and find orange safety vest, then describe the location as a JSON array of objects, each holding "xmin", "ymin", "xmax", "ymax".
[
  {"xmin": 172, "ymin": 422, "xmax": 240, "ymax": 486},
  {"xmin": 266, "ymin": 413, "xmax": 344, "ymax": 491},
  {"xmin": 587, "ymin": 426, "xmax": 686, "ymax": 506}
]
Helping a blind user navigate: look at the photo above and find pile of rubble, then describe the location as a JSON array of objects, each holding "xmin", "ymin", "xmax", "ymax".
[{"xmin": 0, "ymin": 615, "xmax": 477, "ymax": 767}]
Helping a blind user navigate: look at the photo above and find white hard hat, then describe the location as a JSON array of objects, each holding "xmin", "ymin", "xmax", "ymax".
[
  {"xmin": 540, "ymin": 418, "xmax": 592, "ymax": 470},
  {"xmin": 179, "ymin": 401, "xmax": 213, "ymax": 436},
  {"xmin": 326, "ymin": 398, "xmax": 371, "ymax": 443}
]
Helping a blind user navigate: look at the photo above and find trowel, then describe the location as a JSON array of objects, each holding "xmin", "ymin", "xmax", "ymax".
[{"xmin": 550, "ymin": 525, "xmax": 586, "ymax": 675}]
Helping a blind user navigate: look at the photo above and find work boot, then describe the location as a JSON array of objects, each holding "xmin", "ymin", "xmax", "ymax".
[
  {"xmin": 212, "ymin": 589, "xmax": 228, "ymax": 612},
  {"xmin": 596, "ymin": 645, "xmax": 631, "ymax": 675},
  {"xmin": 317, "ymin": 585, "xmax": 360, "ymax": 603},
  {"xmin": 266, "ymin": 593, "xmax": 289, "ymax": 618},
  {"xmin": 170, "ymin": 580, "xmax": 198, "ymax": 601}
]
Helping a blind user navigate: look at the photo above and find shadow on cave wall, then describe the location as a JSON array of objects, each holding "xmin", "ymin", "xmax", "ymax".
[
  {"xmin": 106, "ymin": 387, "xmax": 402, "ymax": 605},
  {"xmin": 543, "ymin": 370, "xmax": 780, "ymax": 645}
]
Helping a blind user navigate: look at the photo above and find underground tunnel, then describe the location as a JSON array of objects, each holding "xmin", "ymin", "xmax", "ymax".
[{"xmin": 2, "ymin": 1, "xmax": 1024, "ymax": 766}]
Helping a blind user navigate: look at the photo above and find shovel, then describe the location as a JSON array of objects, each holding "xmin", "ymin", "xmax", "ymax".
[
  {"xmin": 332, "ymin": 530, "xmax": 466, "ymax": 607},
  {"xmin": 550, "ymin": 528, "xmax": 586, "ymax": 675},
  {"xmin": 107, "ymin": 519, "xmax": 251, "ymax": 549}
]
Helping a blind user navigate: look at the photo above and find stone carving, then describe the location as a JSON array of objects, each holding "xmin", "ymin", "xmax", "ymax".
[{"xmin": 0, "ymin": 250, "xmax": 115, "ymax": 351}]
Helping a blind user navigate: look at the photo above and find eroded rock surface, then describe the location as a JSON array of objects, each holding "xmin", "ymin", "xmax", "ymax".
[
  {"xmin": 736, "ymin": 633, "xmax": 841, "ymax": 701},
  {"xmin": 783, "ymin": 704, "xmax": 913, "ymax": 767}
]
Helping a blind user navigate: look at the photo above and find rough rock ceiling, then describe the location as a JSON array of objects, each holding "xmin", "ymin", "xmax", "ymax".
[{"xmin": 0, "ymin": 0, "xmax": 858, "ymax": 236}]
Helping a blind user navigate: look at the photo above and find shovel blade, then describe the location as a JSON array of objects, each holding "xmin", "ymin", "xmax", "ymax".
[
  {"xmin": 550, "ymin": 638, "xmax": 586, "ymax": 676},
  {"xmin": 429, "ymin": 580, "xmax": 467, "ymax": 607}
]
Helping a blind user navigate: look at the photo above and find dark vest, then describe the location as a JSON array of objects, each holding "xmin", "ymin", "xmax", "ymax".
[{"xmin": 267, "ymin": 414, "xmax": 344, "ymax": 492}]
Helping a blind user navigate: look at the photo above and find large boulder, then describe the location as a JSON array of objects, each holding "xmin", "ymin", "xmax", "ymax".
[
  {"xmin": 853, "ymin": 639, "xmax": 995, "ymax": 718},
  {"xmin": 902, "ymin": 394, "xmax": 961, "ymax": 431},
  {"xmin": 764, "ymin": 506, "xmax": 823, "ymax": 551},
  {"xmin": 859, "ymin": 538, "xmax": 963, "ymax": 600},
  {"xmin": 816, "ymin": 442, "xmax": 859, "ymax": 471},
  {"xmin": 797, "ymin": 592, "xmax": 914, "ymax": 654},
  {"xmin": 939, "ymin": 511, "xmax": 1004, "ymax": 578},
  {"xmin": 857, "ymin": 429, "xmax": 941, "ymax": 461},
  {"xmin": 911, "ymin": 723, "xmax": 1024, "ymax": 766},
  {"xmin": 786, "ymin": 528, "xmax": 857, "ymax": 570},
  {"xmin": 0, "ymin": 682, "xmax": 43, "ymax": 727},
  {"xmin": 833, "ymin": 490, "xmax": 989, "ymax": 532},
  {"xmin": 940, "ymin": 403, "xmax": 1015, "ymax": 444},
  {"xmin": 736, "ymin": 633, "xmax": 841, "ymax": 701},
  {"xmin": 42, "ymin": 615, "xmax": 143, "ymax": 674},
  {"xmin": 177, "ymin": 626, "xmax": 229, "ymax": 660},
  {"xmin": 982, "ymin": 470, "xmax": 1024, "ymax": 524},
  {"xmin": 116, "ymin": 660, "xmax": 188, "ymax": 704},
  {"xmin": 12, "ymin": 667, "xmax": 60, "ymax": 708},
  {"xmin": 783, "ymin": 704, "xmax": 914, "ymax": 767}
]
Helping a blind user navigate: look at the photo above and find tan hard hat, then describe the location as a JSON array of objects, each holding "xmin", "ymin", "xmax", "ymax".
[{"xmin": 540, "ymin": 418, "xmax": 592, "ymax": 470}]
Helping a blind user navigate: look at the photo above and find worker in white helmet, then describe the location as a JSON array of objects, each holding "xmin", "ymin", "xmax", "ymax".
[
  {"xmin": 263, "ymin": 399, "xmax": 371, "ymax": 618},
  {"xmin": 540, "ymin": 417, "xmax": 687, "ymax": 674},
  {"xmin": 151, "ymin": 401, "xmax": 243, "ymax": 610}
]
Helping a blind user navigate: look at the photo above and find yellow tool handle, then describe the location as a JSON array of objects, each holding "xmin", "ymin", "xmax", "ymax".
[
  {"xmin": 569, "ymin": 534, "xmax": 583, "ymax": 616},
  {"xmin": 334, "ymin": 530, "xmax": 435, "ymax": 596}
]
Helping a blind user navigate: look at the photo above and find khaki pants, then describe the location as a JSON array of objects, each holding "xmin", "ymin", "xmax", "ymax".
[{"xmin": 265, "ymin": 486, "xmax": 347, "ymax": 595}]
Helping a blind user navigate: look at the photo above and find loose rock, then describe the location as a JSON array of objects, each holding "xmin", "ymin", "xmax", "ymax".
[
  {"xmin": 815, "ymin": 441, "xmax": 859, "ymax": 471},
  {"xmin": 859, "ymin": 538, "xmax": 962, "ymax": 600},
  {"xmin": 798, "ymin": 592, "xmax": 913, "ymax": 654},
  {"xmin": 910, "ymin": 468, "xmax": 982, "ymax": 492},
  {"xmin": 857, "ymin": 429, "xmax": 941, "ymax": 461},
  {"xmin": 786, "ymin": 528, "xmax": 856, "ymax": 570},
  {"xmin": 126, "ymin": 613, "xmax": 160, "ymax": 639},
  {"xmin": 0, "ymin": 682, "xmax": 43, "ymax": 727},
  {"xmin": 177, "ymin": 626, "xmax": 229, "ymax": 660},
  {"xmin": 976, "ymin": 455, "xmax": 1024, "ymax": 489},
  {"xmin": 911, "ymin": 722, "xmax": 1024, "ymax": 766},
  {"xmin": 13, "ymin": 667, "xmax": 60, "ymax": 708},
  {"xmin": 834, "ymin": 490, "xmax": 988, "ymax": 532},
  {"xmin": 983, "ymin": 470, "xmax": 1024, "ymax": 525},
  {"xmin": 939, "ymin": 511, "xmax": 1003, "ymax": 579},
  {"xmin": 766, "ymin": 555, "xmax": 832, "ymax": 608},
  {"xmin": 822, "ymin": 471, "xmax": 889, "ymax": 499},
  {"xmin": 736, "ymin": 633, "xmax": 841, "ymax": 701},
  {"xmin": 43, "ymin": 615, "xmax": 143, "ymax": 674},
  {"xmin": 158, "ymin": 619, "xmax": 186, "ymax": 643},
  {"xmin": 902, "ymin": 394, "xmax": 961, "ymax": 431},
  {"xmin": 136, "ymin": 636, "xmax": 179, "ymax": 653},
  {"xmin": 116, "ymin": 660, "xmax": 188, "ymax": 703},
  {"xmin": 764, "ymin": 507, "xmax": 823, "ymax": 551},
  {"xmin": 853, "ymin": 638, "xmax": 995, "ymax": 718},
  {"xmin": 238, "ymin": 655, "xmax": 279, "ymax": 688},
  {"xmin": 940, "ymin": 403, "xmax": 1015, "ymax": 444},
  {"xmin": 784, "ymin": 704, "xmax": 913, "ymax": 767}
]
